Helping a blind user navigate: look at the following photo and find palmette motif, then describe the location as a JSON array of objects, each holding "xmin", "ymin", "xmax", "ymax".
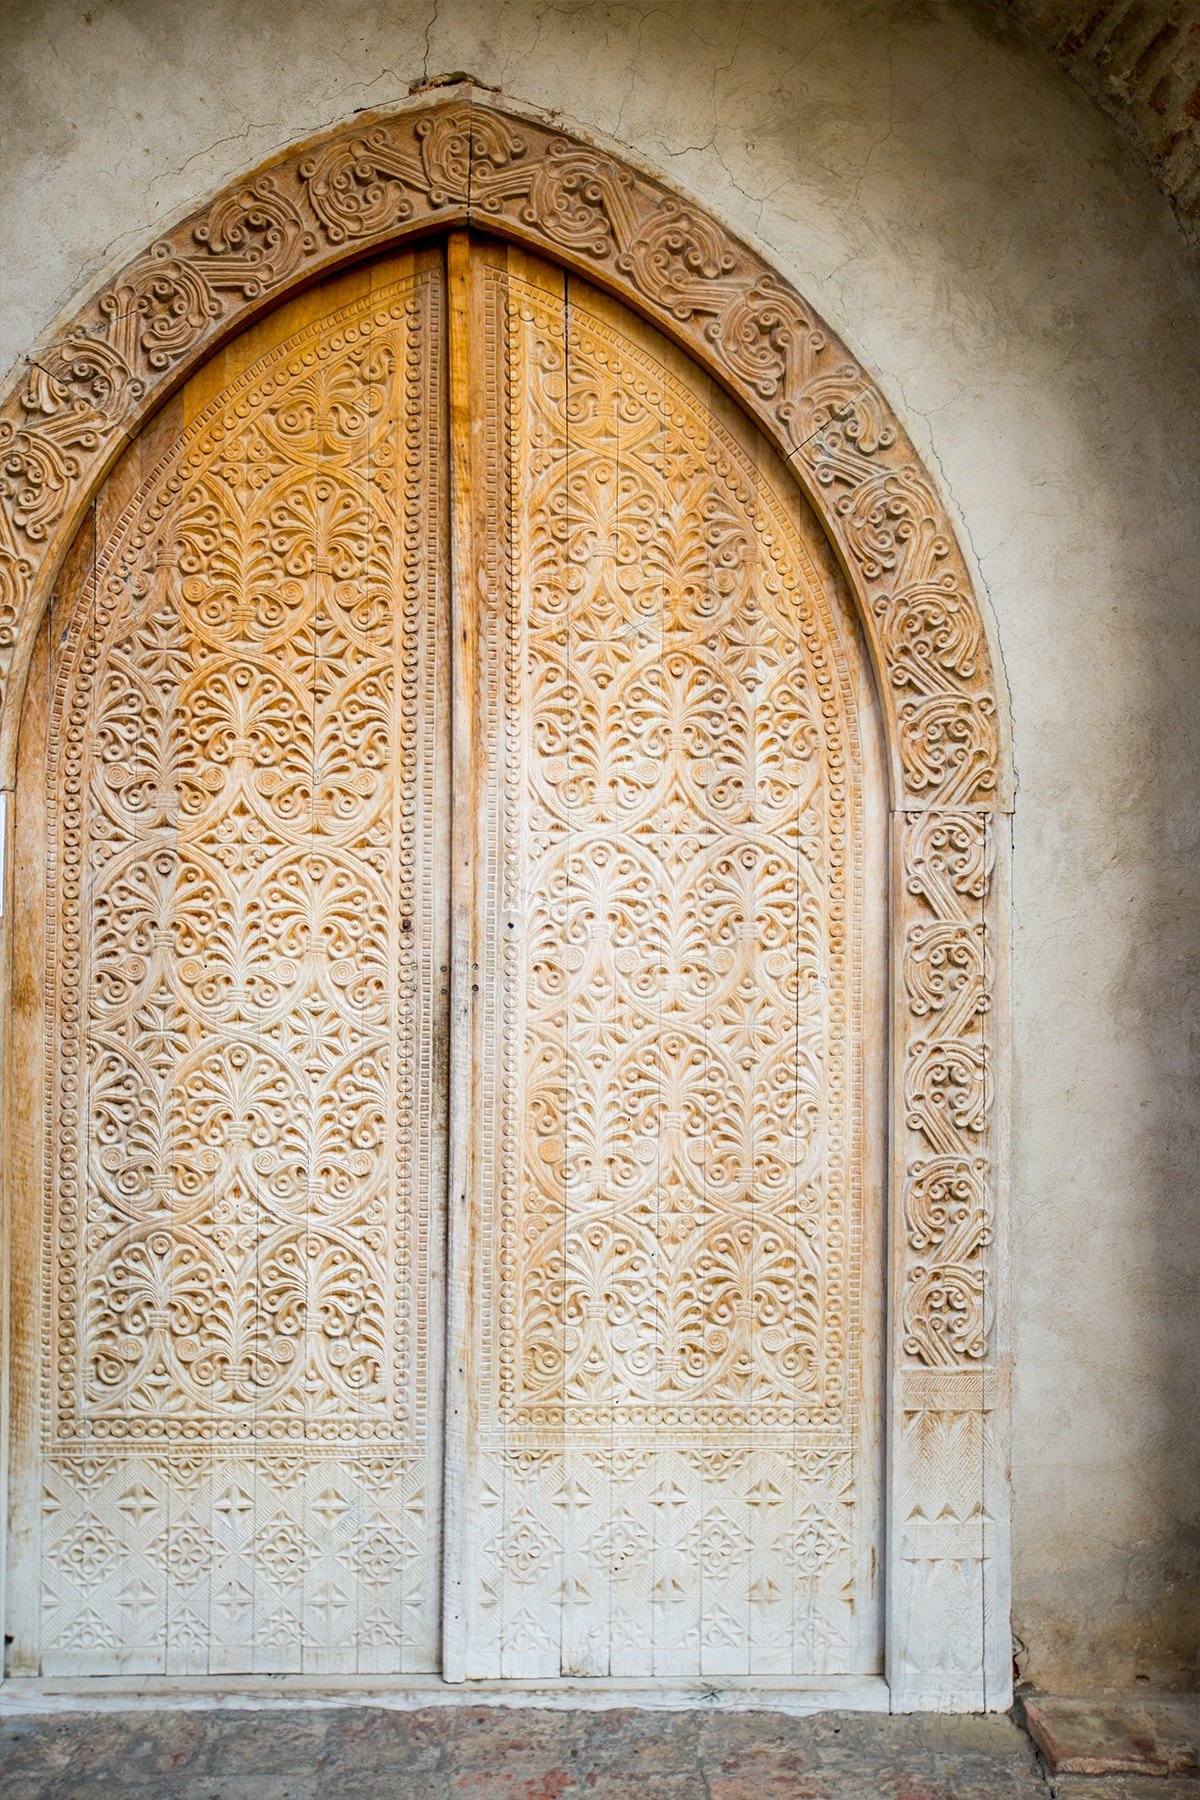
[
  {"xmin": 40, "ymin": 269, "xmax": 447, "ymax": 1673},
  {"xmin": 460, "ymin": 267, "xmax": 877, "ymax": 1678}
]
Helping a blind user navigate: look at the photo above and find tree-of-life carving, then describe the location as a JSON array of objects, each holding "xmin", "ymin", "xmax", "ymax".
[
  {"xmin": 38, "ymin": 257, "xmax": 448, "ymax": 1675},
  {"xmin": 454, "ymin": 249, "xmax": 883, "ymax": 1680}
]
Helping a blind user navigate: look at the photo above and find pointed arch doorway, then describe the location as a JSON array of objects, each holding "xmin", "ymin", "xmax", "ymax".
[{"xmin": 7, "ymin": 228, "xmax": 888, "ymax": 1685}]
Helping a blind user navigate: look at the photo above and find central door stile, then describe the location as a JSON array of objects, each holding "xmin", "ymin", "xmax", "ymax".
[{"xmin": 442, "ymin": 230, "xmax": 488, "ymax": 1684}]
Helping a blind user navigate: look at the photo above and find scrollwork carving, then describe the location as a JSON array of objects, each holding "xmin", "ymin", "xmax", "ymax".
[
  {"xmin": 462, "ymin": 258, "xmax": 874, "ymax": 1677},
  {"xmin": 898, "ymin": 810, "xmax": 996, "ymax": 1375},
  {"xmin": 3, "ymin": 94, "xmax": 1007, "ymax": 1695},
  {"xmin": 300, "ymin": 130, "xmax": 428, "ymax": 242},
  {"xmin": 39, "ymin": 263, "xmax": 446, "ymax": 1673},
  {"xmin": 101, "ymin": 250, "xmax": 222, "ymax": 371},
  {"xmin": 192, "ymin": 176, "xmax": 317, "ymax": 293},
  {"xmin": 0, "ymin": 95, "xmax": 1001, "ymax": 815}
]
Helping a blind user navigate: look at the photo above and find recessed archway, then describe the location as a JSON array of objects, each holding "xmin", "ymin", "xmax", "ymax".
[{"xmin": 0, "ymin": 89, "xmax": 1011, "ymax": 1712}]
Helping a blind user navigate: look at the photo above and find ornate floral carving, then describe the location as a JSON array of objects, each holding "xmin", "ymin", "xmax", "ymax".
[
  {"xmin": 886, "ymin": 801, "xmax": 1005, "ymax": 1707},
  {"xmin": 3, "ymin": 94, "xmax": 1007, "ymax": 1703},
  {"xmin": 459, "ymin": 261, "xmax": 874, "ymax": 1679},
  {"xmin": 898, "ymin": 811, "xmax": 995, "ymax": 1370},
  {"xmin": 0, "ymin": 94, "xmax": 1003, "ymax": 815},
  {"xmin": 39, "ymin": 265, "xmax": 446, "ymax": 1674}
]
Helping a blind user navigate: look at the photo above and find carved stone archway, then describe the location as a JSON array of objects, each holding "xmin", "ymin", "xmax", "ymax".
[{"xmin": 0, "ymin": 89, "xmax": 1011, "ymax": 1711}]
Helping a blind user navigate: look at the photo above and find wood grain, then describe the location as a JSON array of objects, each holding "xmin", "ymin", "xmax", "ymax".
[{"xmin": 446, "ymin": 240, "xmax": 886, "ymax": 1681}]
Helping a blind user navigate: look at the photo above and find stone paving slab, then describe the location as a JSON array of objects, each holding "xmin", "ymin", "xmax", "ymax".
[
  {"xmin": 1052, "ymin": 1781, "xmax": 1200, "ymax": 1800},
  {"xmin": 1022, "ymin": 1695, "xmax": 1200, "ymax": 1778},
  {"xmin": 0, "ymin": 1705, "xmax": 1053, "ymax": 1798}
]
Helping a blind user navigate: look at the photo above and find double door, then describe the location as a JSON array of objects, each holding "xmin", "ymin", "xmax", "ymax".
[{"xmin": 9, "ymin": 234, "xmax": 884, "ymax": 1680}]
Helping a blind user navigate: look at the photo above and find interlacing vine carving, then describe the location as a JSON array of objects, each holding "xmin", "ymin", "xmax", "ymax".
[
  {"xmin": 40, "ymin": 267, "xmax": 446, "ymax": 1674},
  {"xmin": 462, "ymin": 265, "xmax": 872, "ymax": 1677},
  {"xmin": 510, "ymin": 297, "xmax": 857, "ymax": 1427},
  {"xmin": 0, "ymin": 98, "xmax": 1002, "ymax": 814},
  {"xmin": 900, "ymin": 813, "xmax": 995, "ymax": 1367}
]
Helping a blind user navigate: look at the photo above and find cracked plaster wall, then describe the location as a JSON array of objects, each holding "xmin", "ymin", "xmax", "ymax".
[{"xmin": 1, "ymin": 0, "xmax": 1197, "ymax": 1696}]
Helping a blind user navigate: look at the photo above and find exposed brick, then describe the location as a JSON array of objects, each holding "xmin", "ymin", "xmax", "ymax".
[{"xmin": 984, "ymin": 0, "xmax": 1200, "ymax": 244}]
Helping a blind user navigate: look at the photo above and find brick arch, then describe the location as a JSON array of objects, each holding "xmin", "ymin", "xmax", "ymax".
[{"xmin": 0, "ymin": 89, "xmax": 1012, "ymax": 1710}]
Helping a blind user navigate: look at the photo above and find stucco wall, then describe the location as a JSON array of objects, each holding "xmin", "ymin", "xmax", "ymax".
[{"xmin": 1, "ymin": 0, "xmax": 1197, "ymax": 1694}]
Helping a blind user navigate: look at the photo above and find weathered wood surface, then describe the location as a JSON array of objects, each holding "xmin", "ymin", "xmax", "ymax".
[
  {"xmin": 9, "ymin": 249, "xmax": 452, "ymax": 1675},
  {"xmin": 2, "ymin": 215, "xmax": 1008, "ymax": 1705},
  {"xmin": 445, "ymin": 241, "xmax": 886, "ymax": 1680}
]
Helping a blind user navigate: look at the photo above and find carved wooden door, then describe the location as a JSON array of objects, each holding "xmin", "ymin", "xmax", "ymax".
[
  {"xmin": 10, "ymin": 248, "xmax": 452, "ymax": 1676},
  {"xmin": 10, "ymin": 233, "xmax": 883, "ymax": 1682},
  {"xmin": 444, "ymin": 241, "xmax": 885, "ymax": 1681}
]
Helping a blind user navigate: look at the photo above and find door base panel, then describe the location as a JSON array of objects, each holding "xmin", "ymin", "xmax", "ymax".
[{"xmin": 0, "ymin": 1673, "xmax": 890, "ymax": 1714}]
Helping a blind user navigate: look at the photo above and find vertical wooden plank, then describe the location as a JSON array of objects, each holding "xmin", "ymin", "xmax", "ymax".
[
  {"xmin": 549, "ymin": 261, "xmax": 584, "ymax": 1679},
  {"xmin": 497, "ymin": 245, "xmax": 568, "ymax": 1683},
  {"xmin": 557, "ymin": 267, "xmax": 608, "ymax": 1681},
  {"xmin": 3, "ymin": 599, "xmax": 54, "ymax": 1674},
  {"xmin": 981, "ymin": 812, "xmax": 1013, "ymax": 1708},
  {"xmin": 398, "ymin": 244, "xmax": 453, "ymax": 1679},
  {"xmin": 441, "ymin": 229, "xmax": 481, "ymax": 1684},
  {"xmin": 0, "ymin": 778, "xmax": 11, "ymax": 1673}
]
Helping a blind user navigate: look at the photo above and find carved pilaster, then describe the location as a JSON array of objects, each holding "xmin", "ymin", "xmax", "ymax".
[{"xmin": 888, "ymin": 810, "xmax": 1010, "ymax": 1710}]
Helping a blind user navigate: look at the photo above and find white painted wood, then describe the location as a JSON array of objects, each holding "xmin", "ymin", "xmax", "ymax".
[
  {"xmin": 2, "ymin": 213, "xmax": 1010, "ymax": 1705},
  {"xmin": 0, "ymin": 99, "xmax": 1015, "ymax": 1709},
  {"xmin": 0, "ymin": 1672, "xmax": 891, "ymax": 1713},
  {"xmin": 885, "ymin": 813, "xmax": 1012, "ymax": 1713},
  {"xmin": 440, "ymin": 229, "xmax": 481, "ymax": 1687}
]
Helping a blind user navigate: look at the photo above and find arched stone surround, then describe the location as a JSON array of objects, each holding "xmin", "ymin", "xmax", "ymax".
[{"xmin": 0, "ymin": 89, "xmax": 1012, "ymax": 1711}]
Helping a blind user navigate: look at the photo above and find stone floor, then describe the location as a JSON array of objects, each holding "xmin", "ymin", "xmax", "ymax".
[
  {"xmin": 0, "ymin": 1704, "xmax": 1044, "ymax": 1799},
  {"xmin": 1, "ymin": 1703, "xmax": 1198, "ymax": 1799}
]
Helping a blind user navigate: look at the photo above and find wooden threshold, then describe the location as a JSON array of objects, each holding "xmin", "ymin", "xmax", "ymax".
[{"xmin": 0, "ymin": 1672, "xmax": 891, "ymax": 1714}]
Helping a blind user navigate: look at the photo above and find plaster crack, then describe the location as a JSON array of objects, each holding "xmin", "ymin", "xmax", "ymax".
[
  {"xmin": 850, "ymin": 40, "xmax": 897, "ymax": 213},
  {"xmin": 612, "ymin": 5, "xmax": 674, "ymax": 143},
  {"xmin": 706, "ymin": 0, "xmax": 753, "ymax": 136},
  {"xmin": 497, "ymin": 8, "xmax": 548, "ymax": 94},
  {"xmin": 421, "ymin": 0, "xmax": 442, "ymax": 83},
  {"xmin": 146, "ymin": 113, "xmax": 275, "ymax": 205},
  {"xmin": 613, "ymin": 0, "xmax": 750, "ymax": 162},
  {"xmin": 911, "ymin": 42, "xmax": 987, "ymax": 118}
]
